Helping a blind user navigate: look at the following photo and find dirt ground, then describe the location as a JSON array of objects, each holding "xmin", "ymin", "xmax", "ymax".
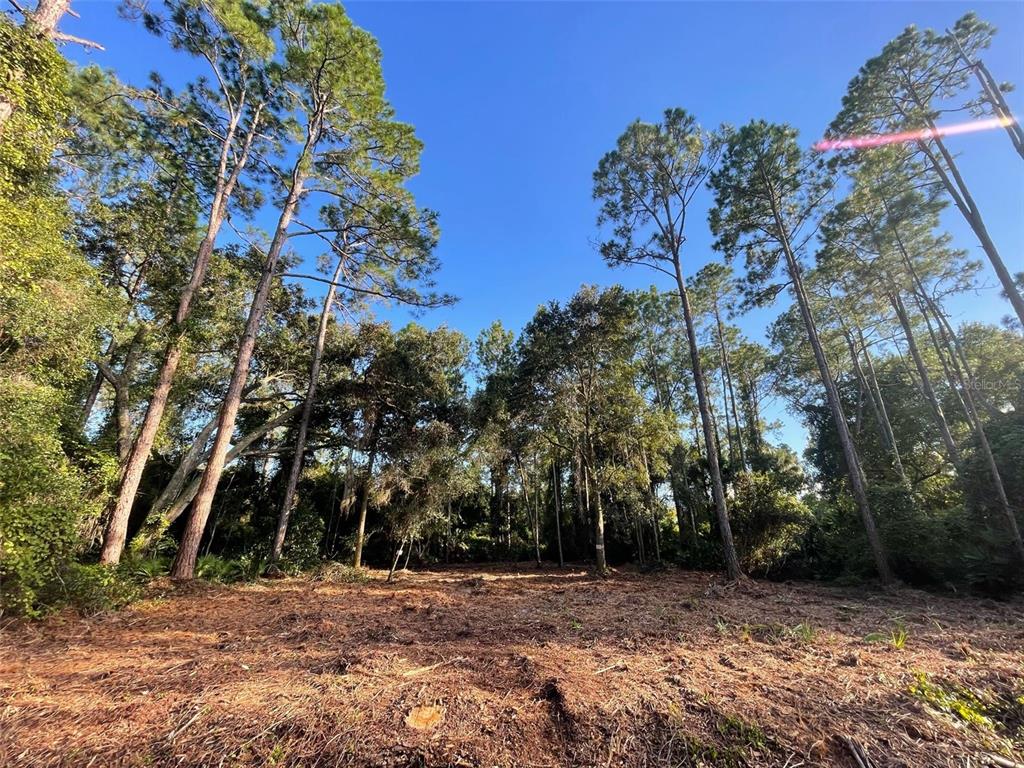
[{"xmin": 1, "ymin": 564, "xmax": 1022, "ymax": 767}]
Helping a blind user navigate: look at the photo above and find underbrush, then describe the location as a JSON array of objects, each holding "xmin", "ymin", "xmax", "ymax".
[
  {"xmin": 646, "ymin": 702, "xmax": 779, "ymax": 767},
  {"xmin": 195, "ymin": 553, "xmax": 264, "ymax": 583},
  {"xmin": 312, "ymin": 561, "xmax": 372, "ymax": 584},
  {"xmin": 5, "ymin": 553, "xmax": 284, "ymax": 619},
  {"xmin": 37, "ymin": 562, "xmax": 145, "ymax": 617},
  {"xmin": 909, "ymin": 672, "xmax": 1024, "ymax": 754}
]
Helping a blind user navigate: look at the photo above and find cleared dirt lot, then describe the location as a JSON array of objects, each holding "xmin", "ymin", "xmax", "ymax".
[{"xmin": 1, "ymin": 564, "xmax": 1022, "ymax": 767}]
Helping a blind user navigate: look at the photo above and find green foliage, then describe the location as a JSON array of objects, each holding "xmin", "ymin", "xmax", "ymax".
[
  {"xmin": 195, "ymin": 554, "xmax": 263, "ymax": 583},
  {"xmin": 312, "ymin": 561, "xmax": 370, "ymax": 584},
  {"xmin": 44, "ymin": 562, "xmax": 144, "ymax": 616},
  {"xmin": 278, "ymin": 501, "xmax": 326, "ymax": 572},
  {"xmin": 0, "ymin": 18, "xmax": 68, "ymax": 187},
  {"xmin": 0, "ymin": 19, "xmax": 115, "ymax": 618},
  {"xmin": 865, "ymin": 619, "xmax": 909, "ymax": 650},
  {"xmin": 0, "ymin": 383, "xmax": 93, "ymax": 615},
  {"xmin": 910, "ymin": 673, "xmax": 994, "ymax": 730},
  {"xmin": 727, "ymin": 471, "xmax": 812, "ymax": 574}
]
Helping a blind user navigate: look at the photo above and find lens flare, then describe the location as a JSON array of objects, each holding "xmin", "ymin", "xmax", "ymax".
[{"xmin": 813, "ymin": 116, "xmax": 1015, "ymax": 152}]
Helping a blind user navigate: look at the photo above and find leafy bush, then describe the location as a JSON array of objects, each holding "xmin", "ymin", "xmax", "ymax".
[
  {"xmin": 727, "ymin": 472, "xmax": 813, "ymax": 575},
  {"xmin": 279, "ymin": 500, "xmax": 326, "ymax": 572},
  {"xmin": 47, "ymin": 562, "xmax": 143, "ymax": 616},
  {"xmin": 0, "ymin": 383, "xmax": 103, "ymax": 616},
  {"xmin": 0, "ymin": 19, "xmax": 114, "ymax": 618},
  {"xmin": 195, "ymin": 554, "xmax": 262, "ymax": 583},
  {"xmin": 123, "ymin": 555, "xmax": 171, "ymax": 581}
]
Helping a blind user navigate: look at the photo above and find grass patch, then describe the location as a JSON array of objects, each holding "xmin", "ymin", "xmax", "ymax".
[
  {"xmin": 865, "ymin": 619, "xmax": 908, "ymax": 650},
  {"xmin": 737, "ymin": 621, "xmax": 816, "ymax": 645}
]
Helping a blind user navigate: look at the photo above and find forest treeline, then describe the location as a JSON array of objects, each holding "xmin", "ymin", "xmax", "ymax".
[{"xmin": 1, "ymin": 1, "xmax": 1022, "ymax": 616}]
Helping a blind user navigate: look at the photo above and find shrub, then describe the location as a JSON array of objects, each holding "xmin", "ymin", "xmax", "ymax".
[
  {"xmin": 195, "ymin": 554, "xmax": 262, "ymax": 583},
  {"xmin": 312, "ymin": 561, "xmax": 371, "ymax": 584},
  {"xmin": 728, "ymin": 472, "xmax": 813, "ymax": 575},
  {"xmin": 0, "ymin": 383, "xmax": 97, "ymax": 616},
  {"xmin": 51, "ymin": 562, "xmax": 143, "ymax": 616}
]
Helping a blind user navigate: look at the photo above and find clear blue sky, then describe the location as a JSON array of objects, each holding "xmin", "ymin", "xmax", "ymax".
[{"xmin": 63, "ymin": 2, "xmax": 1024, "ymax": 452}]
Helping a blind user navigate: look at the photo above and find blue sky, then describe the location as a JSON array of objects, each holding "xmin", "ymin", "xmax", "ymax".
[{"xmin": 62, "ymin": 1, "xmax": 1024, "ymax": 452}]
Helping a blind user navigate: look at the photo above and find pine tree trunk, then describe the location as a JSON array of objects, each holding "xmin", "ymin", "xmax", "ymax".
[
  {"xmin": 851, "ymin": 329, "xmax": 908, "ymax": 485},
  {"xmin": 353, "ymin": 441, "xmax": 378, "ymax": 569},
  {"xmin": 82, "ymin": 340, "xmax": 115, "ymax": 426},
  {"xmin": 714, "ymin": 307, "xmax": 746, "ymax": 470},
  {"xmin": 387, "ymin": 539, "xmax": 405, "ymax": 583},
  {"xmin": 767, "ymin": 190, "xmax": 893, "ymax": 584},
  {"xmin": 949, "ymin": 32, "xmax": 1024, "ymax": 159},
  {"xmin": 642, "ymin": 450, "xmax": 661, "ymax": 563},
  {"xmin": 270, "ymin": 256, "xmax": 344, "ymax": 562},
  {"xmin": 137, "ymin": 405, "xmax": 302, "ymax": 547},
  {"xmin": 516, "ymin": 456, "xmax": 542, "ymax": 566},
  {"xmin": 669, "ymin": 463, "xmax": 689, "ymax": 551},
  {"xmin": 552, "ymin": 458, "xmax": 564, "ymax": 568},
  {"xmin": 890, "ymin": 291, "xmax": 961, "ymax": 467},
  {"xmin": 100, "ymin": 107, "xmax": 261, "ymax": 565},
  {"xmin": 672, "ymin": 261, "xmax": 743, "ymax": 580},
  {"xmin": 584, "ymin": 456, "xmax": 607, "ymax": 573},
  {"xmin": 170, "ymin": 163, "xmax": 305, "ymax": 580},
  {"xmin": 740, "ymin": 372, "xmax": 764, "ymax": 460},
  {"xmin": 915, "ymin": 135, "xmax": 1024, "ymax": 327},
  {"xmin": 402, "ymin": 539, "xmax": 413, "ymax": 571},
  {"xmin": 971, "ymin": 60, "xmax": 1024, "ymax": 159}
]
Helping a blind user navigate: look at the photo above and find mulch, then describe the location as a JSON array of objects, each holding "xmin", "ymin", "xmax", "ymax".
[{"xmin": 1, "ymin": 564, "xmax": 1022, "ymax": 767}]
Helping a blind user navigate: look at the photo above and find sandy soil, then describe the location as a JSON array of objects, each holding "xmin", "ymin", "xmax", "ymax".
[{"xmin": 1, "ymin": 564, "xmax": 1022, "ymax": 767}]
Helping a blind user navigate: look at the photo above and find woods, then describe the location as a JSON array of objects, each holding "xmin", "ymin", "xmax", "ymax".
[
  {"xmin": 1, "ymin": 2, "xmax": 1022, "ymax": 611},
  {"xmin": 2, "ymin": 3, "xmax": 1023, "ymax": 766}
]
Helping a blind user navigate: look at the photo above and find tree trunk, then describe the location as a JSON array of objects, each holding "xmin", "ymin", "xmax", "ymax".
[
  {"xmin": 969, "ymin": 58, "xmax": 1024, "ymax": 160},
  {"xmin": 853, "ymin": 328, "xmax": 908, "ymax": 485},
  {"xmin": 915, "ymin": 134, "xmax": 1024, "ymax": 327},
  {"xmin": 775, "ymin": 230, "xmax": 892, "ymax": 584},
  {"xmin": 170, "ymin": 163, "xmax": 306, "ymax": 580},
  {"xmin": 672, "ymin": 260, "xmax": 743, "ymax": 580},
  {"xmin": 714, "ymin": 306, "xmax": 746, "ymax": 470},
  {"xmin": 740, "ymin": 372, "xmax": 764, "ymax": 460},
  {"xmin": 270, "ymin": 255, "xmax": 344, "ymax": 562},
  {"xmin": 642, "ymin": 450, "xmax": 661, "ymax": 563},
  {"xmin": 947, "ymin": 33, "xmax": 1024, "ymax": 160},
  {"xmin": 133, "ymin": 404, "xmax": 301, "ymax": 550},
  {"xmin": 584, "ymin": 457, "xmax": 606, "ymax": 573},
  {"xmin": 387, "ymin": 539, "xmax": 405, "ymax": 583},
  {"xmin": 353, "ymin": 421, "xmax": 379, "ymax": 569},
  {"xmin": 552, "ymin": 457, "xmax": 564, "ymax": 568},
  {"xmin": 402, "ymin": 539, "xmax": 413, "ymax": 571},
  {"xmin": 890, "ymin": 291, "xmax": 961, "ymax": 468},
  {"xmin": 592, "ymin": 481, "xmax": 607, "ymax": 573},
  {"xmin": 82, "ymin": 339, "xmax": 116, "ymax": 426},
  {"xmin": 100, "ymin": 105, "xmax": 262, "ymax": 565},
  {"xmin": 517, "ymin": 456, "xmax": 541, "ymax": 566}
]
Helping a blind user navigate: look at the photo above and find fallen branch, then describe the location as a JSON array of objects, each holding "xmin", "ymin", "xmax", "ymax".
[
  {"xmin": 842, "ymin": 736, "xmax": 875, "ymax": 768},
  {"xmin": 401, "ymin": 656, "xmax": 467, "ymax": 677}
]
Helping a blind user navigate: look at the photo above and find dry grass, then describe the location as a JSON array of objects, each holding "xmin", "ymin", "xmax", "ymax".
[{"xmin": 1, "ymin": 564, "xmax": 1022, "ymax": 767}]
